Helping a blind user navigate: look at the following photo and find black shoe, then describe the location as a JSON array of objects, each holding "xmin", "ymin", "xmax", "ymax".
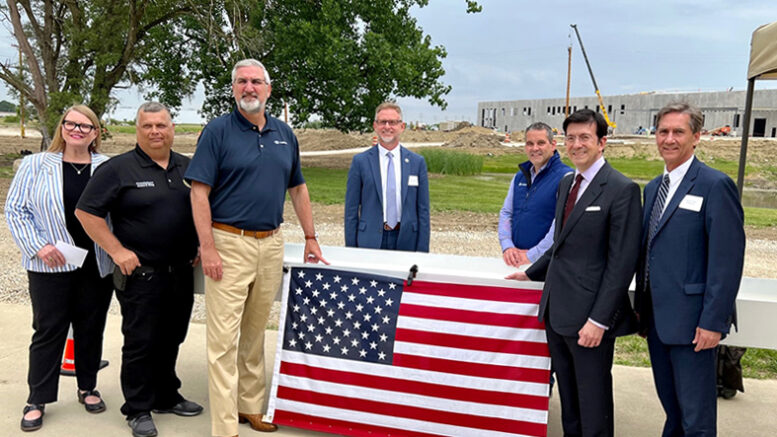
[
  {"xmin": 127, "ymin": 413, "xmax": 157, "ymax": 437},
  {"xmin": 20, "ymin": 404, "xmax": 45, "ymax": 432},
  {"xmin": 77, "ymin": 389, "xmax": 106, "ymax": 413},
  {"xmin": 152, "ymin": 399, "xmax": 203, "ymax": 417}
]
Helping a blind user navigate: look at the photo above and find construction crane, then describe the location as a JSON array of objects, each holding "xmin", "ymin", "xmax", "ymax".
[{"xmin": 570, "ymin": 24, "xmax": 616, "ymax": 130}]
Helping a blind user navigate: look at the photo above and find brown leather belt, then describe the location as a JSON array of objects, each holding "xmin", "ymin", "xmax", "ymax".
[
  {"xmin": 212, "ymin": 222, "xmax": 279, "ymax": 239},
  {"xmin": 383, "ymin": 222, "xmax": 401, "ymax": 231}
]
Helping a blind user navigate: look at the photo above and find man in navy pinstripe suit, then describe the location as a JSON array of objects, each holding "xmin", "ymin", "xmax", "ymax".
[{"xmin": 635, "ymin": 102, "xmax": 745, "ymax": 436}]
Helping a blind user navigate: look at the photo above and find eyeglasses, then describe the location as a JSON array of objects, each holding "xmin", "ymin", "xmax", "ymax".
[
  {"xmin": 234, "ymin": 78, "xmax": 268, "ymax": 87},
  {"xmin": 564, "ymin": 134, "xmax": 595, "ymax": 144},
  {"xmin": 62, "ymin": 120, "xmax": 96, "ymax": 134},
  {"xmin": 375, "ymin": 119, "xmax": 403, "ymax": 127}
]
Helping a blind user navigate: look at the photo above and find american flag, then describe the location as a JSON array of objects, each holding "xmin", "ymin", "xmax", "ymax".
[{"xmin": 267, "ymin": 266, "xmax": 550, "ymax": 437}]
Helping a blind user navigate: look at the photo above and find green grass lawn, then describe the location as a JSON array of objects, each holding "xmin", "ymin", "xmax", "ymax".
[
  {"xmin": 484, "ymin": 154, "xmax": 755, "ymax": 183},
  {"xmin": 106, "ymin": 123, "xmax": 203, "ymax": 135},
  {"xmin": 426, "ymin": 173, "xmax": 513, "ymax": 212},
  {"xmin": 302, "ymin": 167, "xmax": 512, "ymax": 213},
  {"xmin": 0, "ymin": 153, "xmax": 23, "ymax": 178},
  {"xmin": 615, "ymin": 335, "xmax": 777, "ymax": 379},
  {"xmin": 298, "ymin": 168, "xmax": 349, "ymax": 205},
  {"xmin": 301, "ymin": 166, "xmax": 777, "ymax": 227}
]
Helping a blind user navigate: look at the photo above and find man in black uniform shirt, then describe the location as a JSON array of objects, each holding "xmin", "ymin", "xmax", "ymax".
[{"xmin": 76, "ymin": 102, "xmax": 202, "ymax": 437}]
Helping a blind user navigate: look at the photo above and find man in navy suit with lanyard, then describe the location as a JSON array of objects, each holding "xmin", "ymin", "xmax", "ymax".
[{"xmin": 635, "ymin": 102, "xmax": 745, "ymax": 436}]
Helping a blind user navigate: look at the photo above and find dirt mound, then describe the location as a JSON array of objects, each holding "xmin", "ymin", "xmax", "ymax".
[
  {"xmin": 294, "ymin": 129, "xmax": 368, "ymax": 151},
  {"xmin": 509, "ymin": 130, "xmax": 526, "ymax": 142},
  {"xmin": 600, "ymin": 136, "xmax": 776, "ymax": 165},
  {"xmin": 294, "ymin": 128, "xmax": 458, "ymax": 149},
  {"xmin": 453, "ymin": 126, "xmax": 496, "ymax": 135},
  {"xmin": 401, "ymin": 130, "xmax": 455, "ymax": 143},
  {"xmin": 444, "ymin": 132, "xmax": 505, "ymax": 148}
]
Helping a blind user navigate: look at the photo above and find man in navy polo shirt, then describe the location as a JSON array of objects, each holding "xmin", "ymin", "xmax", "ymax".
[
  {"xmin": 498, "ymin": 122, "xmax": 571, "ymax": 266},
  {"xmin": 186, "ymin": 59, "xmax": 326, "ymax": 437}
]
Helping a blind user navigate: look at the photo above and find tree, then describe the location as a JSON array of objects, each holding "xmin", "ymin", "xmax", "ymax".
[
  {"xmin": 191, "ymin": 0, "xmax": 481, "ymax": 131},
  {"xmin": 0, "ymin": 0, "xmax": 479, "ymax": 147},
  {"xmin": 265, "ymin": 0, "xmax": 450, "ymax": 131},
  {"xmin": 0, "ymin": 0, "xmax": 199, "ymax": 147}
]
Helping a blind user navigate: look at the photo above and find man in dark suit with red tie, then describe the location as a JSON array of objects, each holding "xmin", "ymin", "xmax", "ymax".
[{"xmin": 508, "ymin": 109, "xmax": 642, "ymax": 436}]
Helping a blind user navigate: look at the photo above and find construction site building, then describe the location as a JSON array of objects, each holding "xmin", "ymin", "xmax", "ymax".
[
  {"xmin": 478, "ymin": 89, "xmax": 777, "ymax": 137},
  {"xmin": 438, "ymin": 120, "xmax": 469, "ymax": 132}
]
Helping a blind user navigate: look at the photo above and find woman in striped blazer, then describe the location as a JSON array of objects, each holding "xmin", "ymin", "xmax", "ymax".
[{"xmin": 6, "ymin": 105, "xmax": 114, "ymax": 432}]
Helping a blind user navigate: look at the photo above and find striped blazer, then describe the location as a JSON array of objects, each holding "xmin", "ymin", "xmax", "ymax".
[{"xmin": 5, "ymin": 151, "xmax": 113, "ymax": 276}]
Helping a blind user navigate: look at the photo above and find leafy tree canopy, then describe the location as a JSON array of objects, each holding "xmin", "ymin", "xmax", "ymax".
[
  {"xmin": 0, "ymin": 0, "xmax": 198, "ymax": 145},
  {"xmin": 0, "ymin": 0, "xmax": 479, "ymax": 145},
  {"xmin": 188, "ymin": 0, "xmax": 480, "ymax": 131}
]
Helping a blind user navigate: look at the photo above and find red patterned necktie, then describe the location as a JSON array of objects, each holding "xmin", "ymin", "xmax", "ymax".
[{"xmin": 562, "ymin": 174, "xmax": 584, "ymax": 227}]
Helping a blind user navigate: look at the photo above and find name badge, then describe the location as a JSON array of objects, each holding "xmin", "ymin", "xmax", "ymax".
[
  {"xmin": 679, "ymin": 194, "xmax": 703, "ymax": 212},
  {"xmin": 585, "ymin": 206, "xmax": 601, "ymax": 212},
  {"xmin": 136, "ymin": 181, "xmax": 155, "ymax": 188},
  {"xmin": 408, "ymin": 175, "xmax": 419, "ymax": 186}
]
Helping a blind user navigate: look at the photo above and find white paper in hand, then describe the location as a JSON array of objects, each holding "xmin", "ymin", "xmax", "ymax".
[{"xmin": 55, "ymin": 240, "xmax": 88, "ymax": 268}]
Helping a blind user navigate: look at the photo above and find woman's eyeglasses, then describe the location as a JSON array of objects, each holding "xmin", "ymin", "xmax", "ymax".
[{"xmin": 62, "ymin": 120, "xmax": 96, "ymax": 134}]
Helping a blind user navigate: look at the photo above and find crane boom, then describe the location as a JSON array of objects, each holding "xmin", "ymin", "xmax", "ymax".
[{"xmin": 570, "ymin": 24, "xmax": 616, "ymax": 129}]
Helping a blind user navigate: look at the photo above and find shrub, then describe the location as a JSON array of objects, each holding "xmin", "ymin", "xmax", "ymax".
[{"xmin": 419, "ymin": 148, "xmax": 483, "ymax": 176}]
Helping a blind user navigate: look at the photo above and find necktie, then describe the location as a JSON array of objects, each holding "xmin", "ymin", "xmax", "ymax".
[
  {"xmin": 385, "ymin": 152, "xmax": 398, "ymax": 229},
  {"xmin": 645, "ymin": 174, "xmax": 671, "ymax": 282},
  {"xmin": 648, "ymin": 174, "xmax": 671, "ymax": 244},
  {"xmin": 562, "ymin": 174, "xmax": 584, "ymax": 227}
]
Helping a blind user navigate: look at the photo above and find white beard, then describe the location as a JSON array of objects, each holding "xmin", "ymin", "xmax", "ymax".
[{"xmin": 238, "ymin": 97, "xmax": 264, "ymax": 114}]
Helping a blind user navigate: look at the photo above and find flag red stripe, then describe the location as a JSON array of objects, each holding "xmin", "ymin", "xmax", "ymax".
[
  {"xmin": 280, "ymin": 361, "xmax": 549, "ymax": 410},
  {"xmin": 277, "ymin": 386, "xmax": 548, "ymax": 437},
  {"xmin": 393, "ymin": 353, "xmax": 551, "ymax": 384},
  {"xmin": 405, "ymin": 280, "xmax": 542, "ymax": 303},
  {"xmin": 399, "ymin": 303, "xmax": 545, "ymax": 329},
  {"xmin": 273, "ymin": 410, "xmax": 453, "ymax": 437},
  {"xmin": 395, "ymin": 328, "xmax": 550, "ymax": 357}
]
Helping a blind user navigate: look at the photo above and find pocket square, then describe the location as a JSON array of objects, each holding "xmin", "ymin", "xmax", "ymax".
[{"xmin": 585, "ymin": 206, "xmax": 601, "ymax": 212}]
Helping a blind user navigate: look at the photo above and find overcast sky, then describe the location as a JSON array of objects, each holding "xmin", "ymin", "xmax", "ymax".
[{"xmin": 2, "ymin": 0, "xmax": 776, "ymax": 124}]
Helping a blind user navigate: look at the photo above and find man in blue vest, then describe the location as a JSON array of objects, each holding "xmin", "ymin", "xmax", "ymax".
[{"xmin": 499, "ymin": 122, "xmax": 571, "ymax": 266}]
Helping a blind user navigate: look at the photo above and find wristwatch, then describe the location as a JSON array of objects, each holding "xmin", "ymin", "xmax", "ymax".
[{"xmin": 304, "ymin": 232, "xmax": 319, "ymax": 241}]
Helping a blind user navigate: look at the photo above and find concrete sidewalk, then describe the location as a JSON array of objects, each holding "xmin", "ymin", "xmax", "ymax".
[{"xmin": 1, "ymin": 302, "xmax": 775, "ymax": 437}]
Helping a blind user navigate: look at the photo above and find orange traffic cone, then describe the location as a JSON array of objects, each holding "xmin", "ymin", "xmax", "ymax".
[
  {"xmin": 60, "ymin": 327, "xmax": 76, "ymax": 376},
  {"xmin": 372, "ymin": 136, "xmax": 378, "ymax": 145},
  {"xmin": 503, "ymin": 132, "xmax": 511, "ymax": 143},
  {"xmin": 60, "ymin": 325, "xmax": 110, "ymax": 377}
]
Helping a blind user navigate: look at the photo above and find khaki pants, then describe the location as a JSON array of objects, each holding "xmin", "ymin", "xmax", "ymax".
[{"xmin": 205, "ymin": 228, "xmax": 284, "ymax": 437}]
